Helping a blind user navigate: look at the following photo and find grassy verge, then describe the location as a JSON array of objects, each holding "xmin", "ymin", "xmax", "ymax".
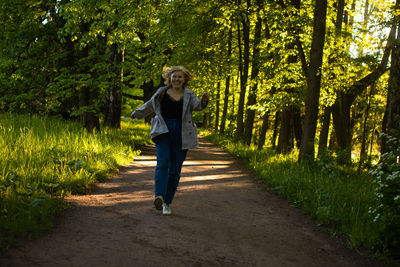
[
  {"xmin": 202, "ymin": 131, "xmax": 379, "ymax": 253},
  {"xmin": 0, "ymin": 114, "xmax": 151, "ymax": 250}
]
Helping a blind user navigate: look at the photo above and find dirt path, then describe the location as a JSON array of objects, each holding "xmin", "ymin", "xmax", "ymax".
[{"xmin": 1, "ymin": 137, "xmax": 383, "ymax": 266}]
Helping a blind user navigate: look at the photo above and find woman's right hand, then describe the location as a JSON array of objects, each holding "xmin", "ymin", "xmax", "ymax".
[{"xmin": 201, "ymin": 92, "xmax": 209, "ymax": 108}]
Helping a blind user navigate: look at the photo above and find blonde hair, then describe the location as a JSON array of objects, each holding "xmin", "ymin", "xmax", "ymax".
[{"xmin": 162, "ymin": 66, "xmax": 194, "ymax": 87}]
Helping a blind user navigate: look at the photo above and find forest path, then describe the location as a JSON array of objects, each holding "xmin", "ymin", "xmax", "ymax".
[{"xmin": 1, "ymin": 137, "xmax": 380, "ymax": 266}]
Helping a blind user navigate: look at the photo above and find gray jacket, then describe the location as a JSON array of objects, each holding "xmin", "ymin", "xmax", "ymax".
[{"xmin": 131, "ymin": 86, "xmax": 207, "ymax": 149}]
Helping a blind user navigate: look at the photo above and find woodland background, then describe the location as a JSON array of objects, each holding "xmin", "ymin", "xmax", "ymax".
[
  {"xmin": 1, "ymin": 0, "xmax": 399, "ymax": 163},
  {"xmin": 1, "ymin": 0, "xmax": 400, "ymax": 259}
]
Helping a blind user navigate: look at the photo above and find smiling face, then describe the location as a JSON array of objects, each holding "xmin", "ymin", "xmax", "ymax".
[
  {"xmin": 170, "ymin": 71, "xmax": 185, "ymax": 89},
  {"xmin": 162, "ymin": 66, "xmax": 193, "ymax": 88}
]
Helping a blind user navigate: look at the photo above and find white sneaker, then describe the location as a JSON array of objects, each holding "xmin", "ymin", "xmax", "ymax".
[
  {"xmin": 154, "ymin": 196, "xmax": 163, "ymax": 210},
  {"xmin": 163, "ymin": 203, "xmax": 171, "ymax": 215}
]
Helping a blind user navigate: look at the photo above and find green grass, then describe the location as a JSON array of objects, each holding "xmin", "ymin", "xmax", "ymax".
[
  {"xmin": 0, "ymin": 113, "xmax": 151, "ymax": 250},
  {"xmin": 202, "ymin": 131, "xmax": 379, "ymax": 252}
]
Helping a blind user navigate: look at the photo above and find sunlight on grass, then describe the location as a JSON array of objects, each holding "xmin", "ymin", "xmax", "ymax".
[
  {"xmin": 0, "ymin": 113, "xmax": 151, "ymax": 249},
  {"xmin": 202, "ymin": 130, "xmax": 379, "ymax": 252}
]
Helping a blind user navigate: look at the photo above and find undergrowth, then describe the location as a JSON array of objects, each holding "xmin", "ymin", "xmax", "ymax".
[
  {"xmin": 369, "ymin": 133, "xmax": 400, "ymax": 258},
  {"xmin": 0, "ymin": 114, "xmax": 151, "ymax": 250}
]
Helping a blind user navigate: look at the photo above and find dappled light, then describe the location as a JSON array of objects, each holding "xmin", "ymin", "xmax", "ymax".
[
  {"xmin": 1, "ymin": 0, "xmax": 399, "ymax": 263},
  {"xmin": 1, "ymin": 138, "xmax": 374, "ymax": 266}
]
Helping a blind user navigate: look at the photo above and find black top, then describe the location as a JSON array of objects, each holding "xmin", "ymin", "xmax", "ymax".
[{"xmin": 161, "ymin": 91, "xmax": 183, "ymax": 119}]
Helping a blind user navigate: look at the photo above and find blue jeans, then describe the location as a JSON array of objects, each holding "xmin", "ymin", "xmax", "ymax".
[{"xmin": 153, "ymin": 118, "xmax": 188, "ymax": 205}]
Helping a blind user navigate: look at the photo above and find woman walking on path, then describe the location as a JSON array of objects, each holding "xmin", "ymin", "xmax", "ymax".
[{"xmin": 131, "ymin": 66, "xmax": 209, "ymax": 215}]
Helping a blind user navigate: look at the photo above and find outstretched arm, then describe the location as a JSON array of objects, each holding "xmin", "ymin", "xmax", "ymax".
[
  {"xmin": 191, "ymin": 90, "xmax": 210, "ymax": 111},
  {"xmin": 131, "ymin": 98, "xmax": 154, "ymax": 120}
]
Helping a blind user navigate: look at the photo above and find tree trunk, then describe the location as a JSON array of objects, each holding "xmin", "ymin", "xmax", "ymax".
[
  {"xmin": 141, "ymin": 80, "xmax": 156, "ymax": 123},
  {"xmin": 220, "ymin": 76, "xmax": 230, "ymax": 135},
  {"xmin": 104, "ymin": 43, "xmax": 123, "ymax": 128},
  {"xmin": 368, "ymin": 111, "xmax": 377, "ymax": 163},
  {"xmin": 332, "ymin": 93, "xmax": 353, "ymax": 163},
  {"xmin": 79, "ymin": 86, "xmax": 91, "ymax": 131},
  {"xmin": 78, "ymin": 40, "xmax": 100, "ymax": 132},
  {"xmin": 235, "ymin": 11, "xmax": 250, "ymax": 141},
  {"xmin": 315, "ymin": 0, "xmax": 343, "ymax": 156},
  {"xmin": 75, "ymin": 22, "xmax": 100, "ymax": 131},
  {"xmin": 244, "ymin": 9, "xmax": 262, "ymax": 145},
  {"xmin": 290, "ymin": 106, "xmax": 301, "ymax": 149},
  {"xmin": 228, "ymin": 78, "xmax": 237, "ymax": 131},
  {"xmin": 79, "ymin": 83, "xmax": 100, "ymax": 132},
  {"xmin": 317, "ymin": 106, "xmax": 331, "ymax": 158},
  {"xmin": 276, "ymin": 0, "xmax": 301, "ymax": 154},
  {"xmin": 231, "ymin": 77, "xmax": 237, "ymax": 115},
  {"xmin": 358, "ymin": 84, "xmax": 374, "ymax": 173},
  {"xmin": 258, "ymin": 111, "xmax": 269, "ymax": 150},
  {"xmin": 243, "ymin": 83, "xmax": 257, "ymax": 142},
  {"xmin": 299, "ymin": 0, "xmax": 327, "ymax": 161},
  {"xmin": 220, "ymin": 29, "xmax": 232, "ymax": 135},
  {"xmin": 258, "ymin": 86, "xmax": 275, "ymax": 149},
  {"xmin": 277, "ymin": 107, "xmax": 293, "ymax": 154},
  {"xmin": 382, "ymin": 20, "xmax": 400, "ymax": 154},
  {"xmin": 203, "ymin": 112, "xmax": 210, "ymax": 129},
  {"xmin": 215, "ymin": 82, "xmax": 221, "ymax": 132},
  {"xmin": 335, "ymin": 0, "xmax": 345, "ymax": 32},
  {"xmin": 272, "ymin": 112, "xmax": 280, "ymax": 148}
]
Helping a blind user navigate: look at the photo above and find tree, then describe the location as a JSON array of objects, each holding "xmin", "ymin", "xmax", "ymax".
[
  {"xmin": 0, "ymin": 0, "xmax": 62, "ymax": 114},
  {"xmin": 244, "ymin": 0, "xmax": 263, "ymax": 145},
  {"xmin": 382, "ymin": 0, "xmax": 400, "ymax": 153},
  {"xmin": 276, "ymin": 0, "xmax": 305, "ymax": 154},
  {"xmin": 257, "ymin": 20, "xmax": 274, "ymax": 150},
  {"xmin": 299, "ymin": 0, "xmax": 328, "ymax": 161},
  {"xmin": 214, "ymin": 81, "xmax": 221, "ymax": 132},
  {"xmin": 1, "ymin": 0, "xmax": 397, "ymax": 161},
  {"xmin": 219, "ymin": 28, "xmax": 233, "ymax": 135},
  {"xmin": 317, "ymin": 0, "xmax": 345, "ymax": 158},
  {"xmin": 332, "ymin": 24, "xmax": 395, "ymax": 162},
  {"xmin": 235, "ymin": 0, "xmax": 251, "ymax": 141}
]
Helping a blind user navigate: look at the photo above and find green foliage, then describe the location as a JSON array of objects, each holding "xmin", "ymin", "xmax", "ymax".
[
  {"xmin": 0, "ymin": 0, "xmax": 397, "ymax": 255},
  {"xmin": 0, "ymin": 113, "xmax": 151, "ymax": 250},
  {"xmin": 0, "ymin": 0, "xmax": 395, "ymax": 131},
  {"xmin": 202, "ymin": 131, "xmax": 381, "ymax": 253},
  {"xmin": 0, "ymin": 0, "xmax": 169, "ymax": 121},
  {"xmin": 0, "ymin": 0, "xmax": 61, "ymax": 114},
  {"xmin": 369, "ymin": 133, "xmax": 400, "ymax": 257}
]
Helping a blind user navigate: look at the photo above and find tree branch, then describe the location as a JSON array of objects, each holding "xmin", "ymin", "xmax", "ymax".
[
  {"xmin": 295, "ymin": 36, "xmax": 308, "ymax": 77},
  {"xmin": 349, "ymin": 24, "xmax": 396, "ymax": 97},
  {"xmin": 122, "ymin": 93, "xmax": 143, "ymax": 101}
]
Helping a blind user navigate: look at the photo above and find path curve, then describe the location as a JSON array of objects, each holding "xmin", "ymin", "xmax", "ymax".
[{"xmin": 1, "ymin": 137, "xmax": 381, "ymax": 266}]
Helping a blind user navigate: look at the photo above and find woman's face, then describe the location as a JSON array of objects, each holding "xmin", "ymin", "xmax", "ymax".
[{"xmin": 171, "ymin": 71, "xmax": 185, "ymax": 89}]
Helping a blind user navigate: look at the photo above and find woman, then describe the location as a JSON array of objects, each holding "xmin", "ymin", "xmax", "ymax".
[{"xmin": 131, "ymin": 66, "xmax": 209, "ymax": 215}]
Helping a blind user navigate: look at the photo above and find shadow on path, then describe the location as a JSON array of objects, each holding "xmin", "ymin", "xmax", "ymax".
[{"xmin": 0, "ymin": 137, "xmax": 382, "ymax": 267}]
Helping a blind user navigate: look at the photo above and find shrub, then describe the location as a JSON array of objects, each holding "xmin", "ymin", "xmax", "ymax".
[{"xmin": 369, "ymin": 133, "xmax": 400, "ymax": 257}]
